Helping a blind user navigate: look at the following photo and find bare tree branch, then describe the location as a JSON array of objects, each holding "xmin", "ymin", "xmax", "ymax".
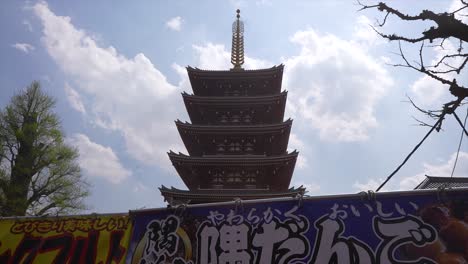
[
  {"xmin": 392, "ymin": 42, "xmax": 468, "ymax": 99},
  {"xmin": 405, "ymin": 95, "xmax": 442, "ymax": 120},
  {"xmin": 358, "ymin": 2, "xmax": 468, "ymax": 43}
]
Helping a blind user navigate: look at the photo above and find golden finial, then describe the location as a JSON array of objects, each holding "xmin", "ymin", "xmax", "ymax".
[{"xmin": 231, "ymin": 9, "xmax": 244, "ymax": 71}]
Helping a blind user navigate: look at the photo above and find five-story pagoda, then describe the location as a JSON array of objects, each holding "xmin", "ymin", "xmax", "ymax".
[{"xmin": 160, "ymin": 10, "xmax": 304, "ymax": 205}]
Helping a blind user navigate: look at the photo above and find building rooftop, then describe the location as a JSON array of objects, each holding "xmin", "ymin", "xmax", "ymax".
[{"xmin": 414, "ymin": 175, "xmax": 468, "ymax": 189}]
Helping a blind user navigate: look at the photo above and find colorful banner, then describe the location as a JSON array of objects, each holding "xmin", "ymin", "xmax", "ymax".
[
  {"xmin": 0, "ymin": 214, "xmax": 131, "ymax": 263},
  {"xmin": 127, "ymin": 189, "xmax": 468, "ymax": 264}
]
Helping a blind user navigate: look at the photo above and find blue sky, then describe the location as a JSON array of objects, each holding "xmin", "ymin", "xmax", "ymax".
[{"xmin": 1, "ymin": 0, "xmax": 467, "ymax": 213}]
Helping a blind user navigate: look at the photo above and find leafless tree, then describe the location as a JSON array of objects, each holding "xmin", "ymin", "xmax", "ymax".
[{"xmin": 359, "ymin": 1, "xmax": 468, "ymax": 133}]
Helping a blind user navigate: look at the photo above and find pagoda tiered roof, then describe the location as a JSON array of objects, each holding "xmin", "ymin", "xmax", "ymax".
[
  {"xmin": 167, "ymin": 150, "xmax": 299, "ymax": 166},
  {"xmin": 183, "ymin": 91, "xmax": 287, "ymax": 125},
  {"xmin": 168, "ymin": 151, "xmax": 298, "ymax": 191},
  {"xmin": 159, "ymin": 185, "xmax": 306, "ymax": 205},
  {"xmin": 182, "ymin": 91, "xmax": 287, "ymax": 104},
  {"xmin": 176, "ymin": 119, "xmax": 292, "ymax": 134},
  {"xmin": 187, "ymin": 65, "xmax": 284, "ymax": 96},
  {"xmin": 168, "ymin": 150, "xmax": 298, "ymax": 165},
  {"xmin": 187, "ymin": 64, "xmax": 283, "ymax": 74},
  {"xmin": 176, "ymin": 119, "xmax": 292, "ymax": 156}
]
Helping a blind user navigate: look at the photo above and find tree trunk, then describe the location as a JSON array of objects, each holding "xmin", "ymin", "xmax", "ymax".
[{"xmin": 3, "ymin": 115, "xmax": 37, "ymax": 216}]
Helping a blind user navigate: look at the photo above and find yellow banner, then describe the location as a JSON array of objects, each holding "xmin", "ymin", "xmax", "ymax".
[{"xmin": 0, "ymin": 214, "xmax": 131, "ymax": 263}]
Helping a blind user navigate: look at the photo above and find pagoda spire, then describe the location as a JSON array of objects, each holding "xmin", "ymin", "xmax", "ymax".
[{"xmin": 231, "ymin": 9, "xmax": 245, "ymax": 70}]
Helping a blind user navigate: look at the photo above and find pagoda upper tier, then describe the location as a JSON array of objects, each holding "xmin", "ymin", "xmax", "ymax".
[
  {"xmin": 187, "ymin": 65, "xmax": 284, "ymax": 96},
  {"xmin": 168, "ymin": 151, "xmax": 298, "ymax": 191},
  {"xmin": 176, "ymin": 119, "xmax": 292, "ymax": 156},
  {"xmin": 183, "ymin": 91, "xmax": 287, "ymax": 125}
]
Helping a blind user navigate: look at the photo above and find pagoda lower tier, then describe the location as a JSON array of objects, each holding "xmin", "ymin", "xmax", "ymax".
[
  {"xmin": 168, "ymin": 151, "xmax": 298, "ymax": 191},
  {"xmin": 159, "ymin": 185, "xmax": 306, "ymax": 205},
  {"xmin": 176, "ymin": 119, "xmax": 292, "ymax": 156},
  {"xmin": 183, "ymin": 91, "xmax": 287, "ymax": 125}
]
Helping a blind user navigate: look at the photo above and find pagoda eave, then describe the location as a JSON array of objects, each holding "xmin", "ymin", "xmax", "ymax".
[
  {"xmin": 176, "ymin": 120, "xmax": 292, "ymax": 156},
  {"xmin": 159, "ymin": 185, "xmax": 305, "ymax": 205},
  {"xmin": 168, "ymin": 151, "xmax": 298, "ymax": 165},
  {"xmin": 186, "ymin": 64, "xmax": 284, "ymax": 76},
  {"xmin": 183, "ymin": 91, "xmax": 287, "ymax": 125},
  {"xmin": 182, "ymin": 91, "xmax": 287, "ymax": 105},
  {"xmin": 168, "ymin": 152, "xmax": 297, "ymax": 191},
  {"xmin": 175, "ymin": 119, "xmax": 292, "ymax": 134}
]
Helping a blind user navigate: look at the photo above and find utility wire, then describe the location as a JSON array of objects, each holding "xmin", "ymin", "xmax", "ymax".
[
  {"xmin": 453, "ymin": 111, "xmax": 468, "ymax": 137},
  {"xmin": 376, "ymin": 113, "xmax": 445, "ymax": 192},
  {"xmin": 451, "ymin": 106, "xmax": 468, "ymax": 177}
]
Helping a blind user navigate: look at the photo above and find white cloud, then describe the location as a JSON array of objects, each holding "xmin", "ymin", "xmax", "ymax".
[
  {"xmin": 352, "ymin": 15, "xmax": 382, "ymax": 48},
  {"xmin": 399, "ymin": 152, "xmax": 468, "ymax": 190},
  {"xmin": 133, "ymin": 181, "xmax": 149, "ymax": 193},
  {"xmin": 399, "ymin": 174, "xmax": 425, "ymax": 191},
  {"xmin": 68, "ymin": 134, "xmax": 132, "ymax": 184},
  {"xmin": 353, "ymin": 178, "xmax": 382, "ymax": 191},
  {"xmin": 41, "ymin": 75, "xmax": 51, "ymax": 83},
  {"xmin": 288, "ymin": 133, "xmax": 308, "ymax": 169},
  {"xmin": 410, "ymin": 75, "xmax": 446, "ymax": 106},
  {"xmin": 166, "ymin": 16, "xmax": 183, "ymax": 31},
  {"xmin": 179, "ymin": 27, "xmax": 393, "ymax": 154},
  {"xmin": 191, "ymin": 43, "xmax": 270, "ymax": 70},
  {"xmin": 23, "ymin": 19, "xmax": 33, "ymax": 32},
  {"xmin": 380, "ymin": 56, "xmax": 392, "ymax": 64},
  {"xmin": 12, "ymin": 43, "xmax": 35, "ymax": 53},
  {"xmin": 170, "ymin": 42, "xmax": 272, "ymax": 99},
  {"xmin": 229, "ymin": 0, "xmax": 247, "ymax": 8},
  {"xmin": 34, "ymin": 2, "xmax": 184, "ymax": 168},
  {"xmin": 295, "ymin": 155, "xmax": 308, "ymax": 170},
  {"xmin": 176, "ymin": 46, "xmax": 184, "ymax": 53},
  {"xmin": 288, "ymin": 133, "xmax": 304, "ymax": 150},
  {"xmin": 303, "ymin": 183, "xmax": 320, "ymax": 193},
  {"xmin": 423, "ymin": 152, "xmax": 468, "ymax": 176},
  {"xmin": 256, "ymin": 0, "xmax": 272, "ymax": 6},
  {"xmin": 192, "ymin": 43, "xmax": 230, "ymax": 69},
  {"xmin": 284, "ymin": 29, "xmax": 393, "ymax": 142},
  {"xmin": 172, "ymin": 63, "xmax": 191, "ymax": 90},
  {"xmin": 64, "ymin": 83, "xmax": 86, "ymax": 113},
  {"xmin": 32, "ymin": 1, "xmax": 396, "ymax": 183}
]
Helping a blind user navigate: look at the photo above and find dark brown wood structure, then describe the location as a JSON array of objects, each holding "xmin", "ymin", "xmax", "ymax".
[
  {"xmin": 160, "ymin": 10, "xmax": 304, "ymax": 205},
  {"xmin": 414, "ymin": 175, "xmax": 468, "ymax": 189}
]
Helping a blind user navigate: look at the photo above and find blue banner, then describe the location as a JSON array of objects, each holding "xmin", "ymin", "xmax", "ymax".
[{"xmin": 127, "ymin": 189, "xmax": 468, "ymax": 264}]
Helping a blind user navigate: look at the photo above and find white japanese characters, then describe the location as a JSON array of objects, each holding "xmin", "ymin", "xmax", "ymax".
[
  {"xmin": 138, "ymin": 203, "xmax": 439, "ymax": 264},
  {"xmin": 197, "ymin": 206, "xmax": 310, "ymax": 264}
]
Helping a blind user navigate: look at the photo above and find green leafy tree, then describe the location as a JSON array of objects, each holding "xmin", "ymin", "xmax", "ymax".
[{"xmin": 0, "ymin": 81, "xmax": 89, "ymax": 216}]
